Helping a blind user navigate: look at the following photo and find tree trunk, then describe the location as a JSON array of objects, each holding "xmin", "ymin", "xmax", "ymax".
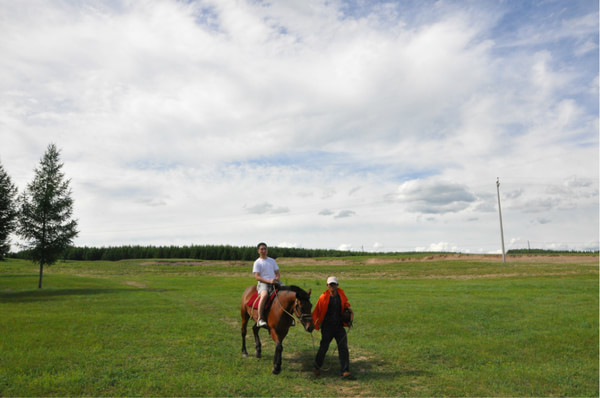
[{"xmin": 38, "ymin": 262, "xmax": 44, "ymax": 289}]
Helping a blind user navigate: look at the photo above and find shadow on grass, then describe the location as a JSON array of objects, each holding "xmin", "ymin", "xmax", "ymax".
[
  {"xmin": 0, "ymin": 274, "xmax": 38, "ymax": 278},
  {"xmin": 289, "ymin": 349, "xmax": 431, "ymax": 380},
  {"xmin": 0, "ymin": 287, "xmax": 171, "ymax": 302}
]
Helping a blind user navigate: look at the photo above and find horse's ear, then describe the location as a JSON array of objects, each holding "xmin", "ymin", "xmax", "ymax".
[{"xmin": 307, "ymin": 289, "xmax": 311, "ymax": 296}]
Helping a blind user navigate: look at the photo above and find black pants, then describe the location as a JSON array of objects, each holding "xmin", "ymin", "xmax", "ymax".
[{"xmin": 314, "ymin": 323, "xmax": 349, "ymax": 375}]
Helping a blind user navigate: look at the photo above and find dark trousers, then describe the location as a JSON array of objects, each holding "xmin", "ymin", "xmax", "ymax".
[{"xmin": 314, "ymin": 323, "xmax": 349, "ymax": 375}]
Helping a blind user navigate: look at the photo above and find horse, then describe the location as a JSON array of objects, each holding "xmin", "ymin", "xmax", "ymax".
[{"xmin": 240, "ymin": 284, "xmax": 314, "ymax": 374}]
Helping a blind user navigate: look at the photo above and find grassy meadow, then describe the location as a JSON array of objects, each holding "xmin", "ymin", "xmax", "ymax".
[{"xmin": 0, "ymin": 254, "xmax": 598, "ymax": 397}]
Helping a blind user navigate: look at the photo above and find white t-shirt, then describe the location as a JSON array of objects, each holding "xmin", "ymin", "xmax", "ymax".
[{"xmin": 252, "ymin": 257, "xmax": 279, "ymax": 281}]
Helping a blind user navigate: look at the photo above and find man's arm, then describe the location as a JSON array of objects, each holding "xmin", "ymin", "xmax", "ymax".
[{"xmin": 254, "ymin": 272, "xmax": 277, "ymax": 284}]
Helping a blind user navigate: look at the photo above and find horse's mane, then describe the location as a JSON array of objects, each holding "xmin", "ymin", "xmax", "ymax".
[{"xmin": 279, "ymin": 285, "xmax": 310, "ymax": 300}]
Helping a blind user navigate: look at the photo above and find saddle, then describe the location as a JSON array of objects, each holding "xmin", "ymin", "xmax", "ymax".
[{"xmin": 247, "ymin": 288, "xmax": 278, "ymax": 311}]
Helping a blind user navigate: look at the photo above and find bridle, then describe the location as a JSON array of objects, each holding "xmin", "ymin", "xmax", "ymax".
[
  {"xmin": 276, "ymin": 292, "xmax": 312, "ymax": 327},
  {"xmin": 294, "ymin": 299, "xmax": 314, "ymax": 325}
]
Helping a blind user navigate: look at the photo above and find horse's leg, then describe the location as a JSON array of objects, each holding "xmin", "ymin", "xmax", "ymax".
[
  {"xmin": 272, "ymin": 340, "xmax": 283, "ymax": 374},
  {"xmin": 252, "ymin": 323, "xmax": 262, "ymax": 358},
  {"xmin": 241, "ymin": 306, "xmax": 249, "ymax": 357},
  {"xmin": 270, "ymin": 328, "xmax": 285, "ymax": 374}
]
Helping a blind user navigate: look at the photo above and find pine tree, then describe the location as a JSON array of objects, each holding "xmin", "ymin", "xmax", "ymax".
[
  {"xmin": 18, "ymin": 144, "xmax": 79, "ymax": 288},
  {"xmin": 0, "ymin": 161, "xmax": 18, "ymax": 260}
]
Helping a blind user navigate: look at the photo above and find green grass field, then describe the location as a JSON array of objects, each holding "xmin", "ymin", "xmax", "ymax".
[{"xmin": 1, "ymin": 255, "xmax": 598, "ymax": 397}]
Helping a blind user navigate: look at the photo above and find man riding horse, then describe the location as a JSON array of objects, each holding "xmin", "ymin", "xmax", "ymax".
[
  {"xmin": 252, "ymin": 242, "xmax": 280, "ymax": 328},
  {"xmin": 241, "ymin": 242, "xmax": 315, "ymax": 374}
]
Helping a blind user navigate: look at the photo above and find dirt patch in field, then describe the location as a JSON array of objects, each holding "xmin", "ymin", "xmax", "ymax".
[
  {"xmin": 140, "ymin": 260, "xmax": 250, "ymax": 267},
  {"xmin": 220, "ymin": 317, "xmax": 240, "ymax": 329},
  {"xmin": 333, "ymin": 383, "xmax": 364, "ymax": 396},
  {"xmin": 124, "ymin": 281, "xmax": 146, "ymax": 288},
  {"xmin": 280, "ymin": 254, "xmax": 598, "ymax": 282},
  {"xmin": 506, "ymin": 254, "xmax": 599, "ymax": 264},
  {"xmin": 363, "ymin": 254, "xmax": 473, "ymax": 264},
  {"xmin": 421, "ymin": 269, "xmax": 599, "ymax": 280},
  {"xmin": 140, "ymin": 254, "xmax": 597, "ymax": 268},
  {"xmin": 279, "ymin": 258, "xmax": 354, "ymax": 266},
  {"xmin": 362, "ymin": 254, "xmax": 599, "ymax": 264}
]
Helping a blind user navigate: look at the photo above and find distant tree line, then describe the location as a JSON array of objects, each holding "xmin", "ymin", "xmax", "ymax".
[
  {"xmin": 9, "ymin": 244, "xmax": 365, "ymax": 262},
  {"xmin": 9, "ymin": 245, "xmax": 598, "ymax": 262}
]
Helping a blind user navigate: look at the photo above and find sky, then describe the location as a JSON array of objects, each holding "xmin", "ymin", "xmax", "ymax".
[{"xmin": 1, "ymin": 0, "xmax": 598, "ymax": 254}]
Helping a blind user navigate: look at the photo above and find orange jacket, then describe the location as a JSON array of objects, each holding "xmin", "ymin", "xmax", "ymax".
[{"xmin": 312, "ymin": 288, "xmax": 351, "ymax": 330}]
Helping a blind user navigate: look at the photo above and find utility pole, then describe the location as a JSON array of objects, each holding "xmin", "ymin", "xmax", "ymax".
[{"xmin": 496, "ymin": 177, "xmax": 506, "ymax": 263}]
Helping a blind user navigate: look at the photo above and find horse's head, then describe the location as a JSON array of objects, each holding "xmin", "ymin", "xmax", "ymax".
[{"xmin": 292, "ymin": 287, "xmax": 314, "ymax": 333}]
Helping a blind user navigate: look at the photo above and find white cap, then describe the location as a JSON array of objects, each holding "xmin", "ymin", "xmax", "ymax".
[{"xmin": 327, "ymin": 276, "xmax": 338, "ymax": 285}]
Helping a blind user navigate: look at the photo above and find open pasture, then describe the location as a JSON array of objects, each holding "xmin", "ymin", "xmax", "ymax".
[{"xmin": 0, "ymin": 254, "xmax": 598, "ymax": 396}]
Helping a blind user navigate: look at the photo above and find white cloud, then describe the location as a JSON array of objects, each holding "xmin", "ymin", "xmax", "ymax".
[
  {"xmin": 415, "ymin": 242, "xmax": 459, "ymax": 252},
  {"xmin": 276, "ymin": 241, "xmax": 299, "ymax": 249},
  {"xmin": 1, "ymin": 0, "xmax": 597, "ymax": 253},
  {"xmin": 338, "ymin": 244, "xmax": 353, "ymax": 251},
  {"xmin": 397, "ymin": 180, "xmax": 477, "ymax": 214}
]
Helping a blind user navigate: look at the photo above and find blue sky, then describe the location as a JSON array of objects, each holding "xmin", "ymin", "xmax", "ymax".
[{"xmin": 1, "ymin": 0, "xmax": 598, "ymax": 253}]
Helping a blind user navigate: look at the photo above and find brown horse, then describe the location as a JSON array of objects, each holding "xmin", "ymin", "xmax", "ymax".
[{"xmin": 241, "ymin": 284, "xmax": 314, "ymax": 374}]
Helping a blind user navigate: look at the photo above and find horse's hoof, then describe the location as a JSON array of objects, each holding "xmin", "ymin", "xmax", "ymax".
[
  {"xmin": 242, "ymin": 352, "xmax": 248, "ymax": 357},
  {"xmin": 272, "ymin": 367, "xmax": 281, "ymax": 375},
  {"xmin": 255, "ymin": 352, "xmax": 261, "ymax": 358}
]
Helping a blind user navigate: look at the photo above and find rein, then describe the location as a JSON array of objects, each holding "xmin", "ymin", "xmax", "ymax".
[
  {"xmin": 274, "ymin": 289, "xmax": 354, "ymax": 373},
  {"xmin": 275, "ymin": 290, "xmax": 310, "ymax": 324},
  {"xmin": 309, "ymin": 319, "xmax": 352, "ymax": 372},
  {"xmin": 273, "ymin": 288, "xmax": 352, "ymax": 374},
  {"xmin": 310, "ymin": 326, "xmax": 352, "ymax": 372}
]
